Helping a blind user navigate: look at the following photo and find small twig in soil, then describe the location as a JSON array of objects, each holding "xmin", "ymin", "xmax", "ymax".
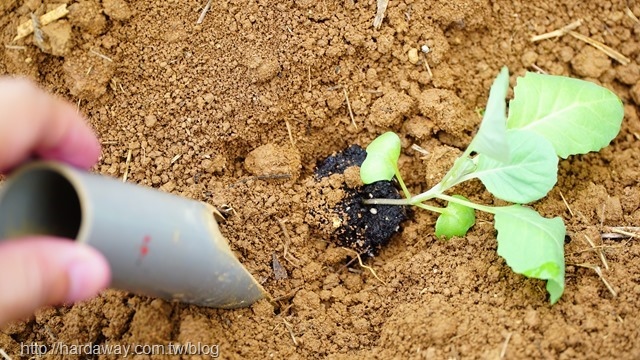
[
  {"xmin": 419, "ymin": 287, "xmax": 429, "ymax": 295},
  {"xmin": 282, "ymin": 319, "xmax": 298, "ymax": 346},
  {"xmin": 599, "ymin": 232, "xmax": 629, "ymax": 241},
  {"xmin": 341, "ymin": 247, "xmax": 385, "ymax": 284},
  {"xmin": 530, "ymin": 19, "xmax": 583, "ymax": 42},
  {"xmin": 582, "ymin": 234, "xmax": 609, "ymax": 270},
  {"xmin": 625, "ymin": 6, "xmax": 640, "ymax": 25},
  {"xmin": 14, "ymin": 4, "xmax": 68, "ymax": 42},
  {"xmin": 307, "ymin": 65, "xmax": 312, "ymax": 92},
  {"xmin": 171, "ymin": 154, "xmax": 182, "ymax": 164},
  {"xmin": 530, "ymin": 19, "xmax": 630, "ymax": 65},
  {"xmin": 284, "ymin": 119, "xmax": 295, "ymax": 146},
  {"xmin": 342, "ymin": 87, "xmax": 357, "ymax": 130},
  {"xmin": 535, "ymin": 284, "xmax": 545, "ymax": 296},
  {"xmin": 599, "ymin": 200, "xmax": 607, "ymax": 229},
  {"xmin": 499, "ymin": 332, "xmax": 512, "ymax": 359},
  {"xmin": 90, "ymin": 49, "xmax": 113, "ymax": 62},
  {"xmin": 334, "ymin": 245, "xmax": 370, "ymax": 274},
  {"xmin": 122, "ymin": 149, "xmax": 132, "ymax": 182},
  {"xmin": 278, "ymin": 304, "xmax": 293, "ymax": 317},
  {"xmin": 567, "ymin": 31, "xmax": 630, "ymax": 65},
  {"xmin": 559, "ymin": 191, "xmax": 574, "ymax": 217},
  {"xmin": 404, "ymin": 6, "xmax": 412, "ymax": 21},
  {"xmin": 276, "ymin": 217, "xmax": 301, "ymax": 266},
  {"xmin": 337, "ymin": 254, "xmax": 360, "ymax": 273},
  {"xmin": 271, "ymin": 288, "xmax": 300, "ymax": 303},
  {"xmin": 570, "ymin": 263, "xmax": 617, "ymax": 297},
  {"xmin": 575, "ymin": 210, "xmax": 590, "ymax": 224},
  {"xmin": 410, "ymin": 143, "xmax": 429, "ymax": 157},
  {"xmin": 0, "ymin": 348, "xmax": 11, "ymax": 360},
  {"xmin": 216, "ymin": 204, "xmax": 237, "ymax": 219},
  {"xmin": 196, "ymin": 0, "xmax": 212, "ymax": 24},
  {"xmin": 601, "ymin": 226, "xmax": 640, "ymax": 240},
  {"xmin": 567, "ymin": 242, "xmax": 628, "ymax": 256},
  {"xmin": 30, "ymin": 13, "xmax": 46, "ymax": 52},
  {"xmin": 4, "ymin": 44, "xmax": 26, "ymax": 50},
  {"xmin": 530, "ymin": 63, "xmax": 548, "ymax": 74},
  {"xmin": 373, "ymin": 0, "xmax": 389, "ymax": 29},
  {"xmin": 421, "ymin": 50, "xmax": 433, "ymax": 78},
  {"xmin": 110, "ymin": 78, "xmax": 125, "ymax": 93},
  {"xmin": 422, "ymin": 55, "xmax": 433, "ymax": 78}
]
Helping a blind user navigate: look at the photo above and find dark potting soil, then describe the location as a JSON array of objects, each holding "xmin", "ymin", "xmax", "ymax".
[
  {"xmin": 314, "ymin": 145, "xmax": 367, "ymax": 178},
  {"xmin": 315, "ymin": 145, "xmax": 409, "ymax": 257}
]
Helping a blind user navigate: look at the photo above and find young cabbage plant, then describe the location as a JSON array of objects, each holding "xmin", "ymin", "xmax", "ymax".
[{"xmin": 360, "ymin": 67, "xmax": 624, "ymax": 304}]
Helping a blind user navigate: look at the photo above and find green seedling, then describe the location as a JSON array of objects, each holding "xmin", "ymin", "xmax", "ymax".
[
  {"xmin": 360, "ymin": 67, "xmax": 624, "ymax": 304},
  {"xmin": 434, "ymin": 195, "xmax": 475, "ymax": 239}
]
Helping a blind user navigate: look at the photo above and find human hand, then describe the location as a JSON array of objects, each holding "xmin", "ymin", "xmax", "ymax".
[{"xmin": 0, "ymin": 78, "xmax": 111, "ymax": 326}]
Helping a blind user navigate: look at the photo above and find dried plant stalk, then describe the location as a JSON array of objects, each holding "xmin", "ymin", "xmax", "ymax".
[
  {"xmin": 14, "ymin": 4, "xmax": 68, "ymax": 42},
  {"xmin": 373, "ymin": 0, "xmax": 389, "ymax": 29}
]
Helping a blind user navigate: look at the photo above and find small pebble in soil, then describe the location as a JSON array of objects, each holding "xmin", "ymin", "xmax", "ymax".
[
  {"xmin": 408, "ymin": 48, "xmax": 420, "ymax": 64},
  {"xmin": 315, "ymin": 145, "xmax": 409, "ymax": 257}
]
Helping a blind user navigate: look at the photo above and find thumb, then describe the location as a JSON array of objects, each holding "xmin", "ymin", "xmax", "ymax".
[{"xmin": 0, "ymin": 238, "xmax": 111, "ymax": 326}]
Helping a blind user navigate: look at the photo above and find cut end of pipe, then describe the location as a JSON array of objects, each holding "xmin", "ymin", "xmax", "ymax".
[
  {"xmin": 0, "ymin": 162, "xmax": 267, "ymax": 309},
  {"xmin": 0, "ymin": 166, "xmax": 82, "ymax": 240}
]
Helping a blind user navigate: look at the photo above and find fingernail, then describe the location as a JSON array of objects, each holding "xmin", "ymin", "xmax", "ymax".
[
  {"xmin": 65, "ymin": 248, "xmax": 111, "ymax": 303},
  {"xmin": 44, "ymin": 125, "xmax": 101, "ymax": 168},
  {"xmin": 38, "ymin": 104, "xmax": 101, "ymax": 169}
]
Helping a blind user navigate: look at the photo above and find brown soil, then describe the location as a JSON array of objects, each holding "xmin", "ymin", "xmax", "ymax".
[{"xmin": 2, "ymin": 0, "xmax": 640, "ymax": 358}]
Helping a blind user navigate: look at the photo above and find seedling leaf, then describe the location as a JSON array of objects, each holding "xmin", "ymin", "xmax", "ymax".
[
  {"xmin": 361, "ymin": 132, "xmax": 402, "ymax": 184},
  {"xmin": 494, "ymin": 205, "xmax": 565, "ymax": 304},
  {"xmin": 361, "ymin": 156, "xmax": 395, "ymax": 183},
  {"xmin": 507, "ymin": 72, "xmax": 624, "ymax": 158},
  {"xmin": 435, "ymin": 195, "xmax": 476, "ymax": 239},
  {"xmin": 474, "ymin": 129, "xmax": 558, "ymax": 204},
  {"xmin": 469, "ymin": 66, "xmax": 510, "ymax": 162}
]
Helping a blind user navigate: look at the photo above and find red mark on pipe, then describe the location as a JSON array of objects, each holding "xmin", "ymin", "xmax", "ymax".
[{"xmin": 140, "ymin": 235, "xmax": 151, "ymax": 256}]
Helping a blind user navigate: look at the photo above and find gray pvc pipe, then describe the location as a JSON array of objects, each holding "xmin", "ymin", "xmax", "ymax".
[{"xmin": 0, "ymin": 161, "xmax": 266, "ymax": 308}]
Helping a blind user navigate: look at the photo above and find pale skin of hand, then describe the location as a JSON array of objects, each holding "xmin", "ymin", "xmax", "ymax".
[{"xmin": 0, "ymin": 78, "xmax": 111, "ymax": 327}]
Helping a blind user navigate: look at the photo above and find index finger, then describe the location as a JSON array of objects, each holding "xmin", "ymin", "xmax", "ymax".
[{"xmin": 0, "ymin": 77, "xmax": 101, "ymax": 172}]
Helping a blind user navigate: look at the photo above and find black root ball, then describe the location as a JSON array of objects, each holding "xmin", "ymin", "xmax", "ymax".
[{"xmin": 315, "ymin": 145, "xmax": 409, "ymax": 257}]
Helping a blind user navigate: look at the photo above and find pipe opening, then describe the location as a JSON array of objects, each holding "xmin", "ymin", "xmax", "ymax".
[{"xmin": 0, "ymin": 167, "xmax": 82, "ymax": 240}]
